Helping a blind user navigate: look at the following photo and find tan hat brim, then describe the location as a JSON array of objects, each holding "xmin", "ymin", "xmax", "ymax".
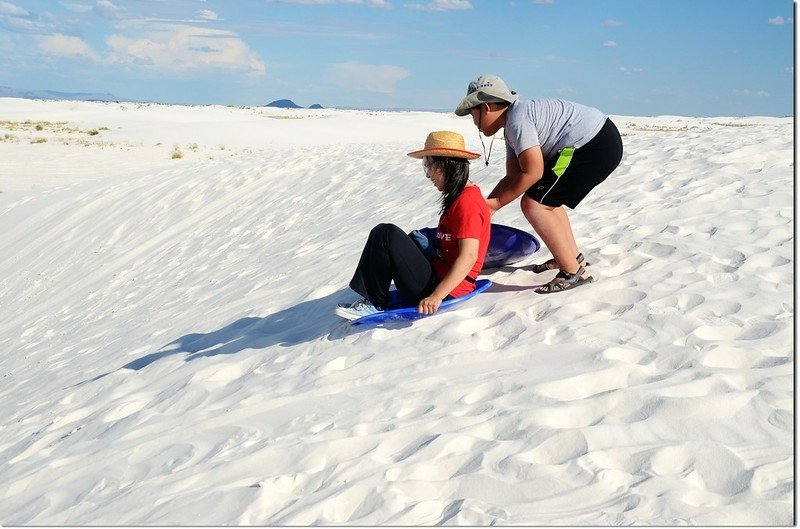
[
  {"xmin": 455, "ymin": 90, "xmax": 518, "ymax": 116},
  {"xmin": 407, "ymin": 147, "xmax": 481, "ymax": 160},
  {"xmin": 454, "ymin": 93, "xmax": 483, "ymax": 116}
]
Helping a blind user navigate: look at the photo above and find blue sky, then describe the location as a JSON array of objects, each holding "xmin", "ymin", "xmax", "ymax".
[{"xmin": 0, "ymin": 0, "xmax": 794, "ymax": 116}]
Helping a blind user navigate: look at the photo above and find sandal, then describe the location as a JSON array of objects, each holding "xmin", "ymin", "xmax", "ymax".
[
  {"xmin": 530, "ymin": 252, "xmax": 588, "ymax": 274},
  {"xmin": 534, "ymin": 265, "xmax": 594, "ymax": 294}
]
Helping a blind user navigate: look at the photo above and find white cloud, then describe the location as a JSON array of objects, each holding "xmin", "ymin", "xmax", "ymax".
[
  {"xmin": 106, "ymin": 24, "xmax": 266, "ymax": 76},
  {"xmin": 619, "ymin": 66, "xmax": 642, "ymax": 74},
  {"xmin": 0, "ymin": 1, "xmax": 28, "ymax": 16},
  {"xmin": 404, "ymin": 0, "xmax": 472, "ymax": 12},
  {"xmin": 325, "ymin": 61, "xmax": 408, "ymax": 93},
  {"xmin": 347, "ymin": 0, "xmax": 391, "ymax": 5},
  {"xmin": 38, "ymin": 33, "xmax": 99, "ymax": 60},
  {"xmin": 94, "ymin": 0, "xmax": 126, "ymax": 19},
  {"xmin": 270, "ymin": 0, "xmax": 390, "ymax": 6},
  {"xmin": 768, "ymin": 16, "xmax": 793, "ymax": 25},
  {"xmin": 271, "ymin": 0, "xmax": 336, "ymax": 4},
  {"xmin": 734, "ymin": 89, "xmax": 769, "ymax": 97},
  {"xmin": 602, "ymin": 19, "xmax": 623, "ymax": 27},
  {"xmin": 0, "ymin": 1, "xmax": 69, "ymax": 34},
  {"xmin": 62, "ymin": 3, "xmax": 94, "ymax": 13},
  {"xmin": 603, "ymin": 40, "xmax": 617, "ymax": 48},
  {"xmin": 198, "ymin": 9, "xmax": 219, "ymax": 20},
  {"xmin": 533, "ymin": 0, "xmax": 555, "ymax": 4}
]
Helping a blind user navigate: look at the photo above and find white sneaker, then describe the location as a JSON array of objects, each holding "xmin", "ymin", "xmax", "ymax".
[{"xmin": 335, "ymin": 298, "xmax": 381, "ymax": 320}]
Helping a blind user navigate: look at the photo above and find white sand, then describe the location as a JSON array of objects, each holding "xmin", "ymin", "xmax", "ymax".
[{"xmin": 0, "ymin": 98, "xmax": 793, "ymax": 525}]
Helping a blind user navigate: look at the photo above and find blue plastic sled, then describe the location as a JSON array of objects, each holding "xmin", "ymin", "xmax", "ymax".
[
  {"xmin": 350, "ymin": 279, "xmax": 492, "ymax": 325},
  {"xmin": 419, "ymin": 223, "xmax": 540, "ymax": 270}
]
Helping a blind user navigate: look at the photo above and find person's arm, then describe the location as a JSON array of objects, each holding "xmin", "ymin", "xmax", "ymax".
[
  {"xmin": 417, "ymin": 237, "xmax": 479, "ymax": 314},
  {"xmin": 485, "ymin": 145, "xmax": 545, "ymax": 214}
]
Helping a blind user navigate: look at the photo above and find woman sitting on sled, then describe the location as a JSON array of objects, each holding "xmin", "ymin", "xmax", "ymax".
[{"xmin": 336, "ymin": 131, "xmax": 491, "ymax": 320}]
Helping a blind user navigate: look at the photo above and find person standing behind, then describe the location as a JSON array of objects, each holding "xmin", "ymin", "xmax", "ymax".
[{"xmin": 455, "ymin": 74, "xmax": 623, "ymax": 294}]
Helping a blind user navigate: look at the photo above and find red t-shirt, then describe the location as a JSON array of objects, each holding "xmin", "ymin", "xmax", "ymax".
[{"xmin": 431, "ymin": 185, "xmax": 491, "ymax": 298}]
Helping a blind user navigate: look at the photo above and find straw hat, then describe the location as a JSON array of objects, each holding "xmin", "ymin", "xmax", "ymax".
[
  {"xmin": 407, "ymin": 131, "xmax": 480, "ymax": 160},
  {"xmin": 454, "ymin": 74, "xmax": 518, "ymax": 116}
]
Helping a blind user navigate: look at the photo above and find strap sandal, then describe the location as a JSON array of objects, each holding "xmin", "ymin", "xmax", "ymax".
[
  {"xmin": 530, "ymin": 252, "xmax": 588, "ymax": 274},
  {"xmin": 534, "ymin": 265, "xmax": 594, "ymax": 294}
]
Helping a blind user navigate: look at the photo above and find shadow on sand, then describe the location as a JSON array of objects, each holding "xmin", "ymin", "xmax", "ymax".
[
  {"xmin": 72, "ymin": 289, "xmax": 363, "ymax": 387},
  {"xmin": 123, "ymin": 289, "xmax": 356, "ymax": 371},
  {"xmin": 77, "ymin": 278, "xmax": 497, "ymax": 387}
]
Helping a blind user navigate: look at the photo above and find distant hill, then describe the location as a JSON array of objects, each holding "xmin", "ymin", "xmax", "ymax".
[
  {"xmin": 1, "ymin": 88, "xmax": 329, "ymax": 109},
  {"xmin": 0, "ymin": 86, "xmax": 120, "ymax": 102},
  {"xmin": 266, "ymin": 99, "xmax": 302, "ymax": 109},
  {"xmin": 266, "ymin": 99, "xmax": 324, "ymax": 110}
]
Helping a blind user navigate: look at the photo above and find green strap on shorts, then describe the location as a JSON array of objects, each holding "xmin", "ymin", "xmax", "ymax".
[{"xmin": 552, "ymin": 147, "xmax": 575, "ymax": 178}]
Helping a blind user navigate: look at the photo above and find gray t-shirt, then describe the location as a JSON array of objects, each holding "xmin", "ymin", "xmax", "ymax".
[{"xmin": 504, "ymin": 99, "xmax": 607, "ymax": 161}]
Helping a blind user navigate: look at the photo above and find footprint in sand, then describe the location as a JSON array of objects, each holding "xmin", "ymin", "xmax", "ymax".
[
  {"xmin": 691, "ymin": 322, "xmax": 741, "ymax": 341},
  {"xmin": 744, "ymin": 252, "xmax": 791, "ymax": 269},
  {"xmin": 519, "ymin": 429, "xmax": 589, "ymax": 465},
  {"xmin": 393, "ymin": 404, "xmax": 435, "ymax": 420},
  {"xmin": 767, "ymin": 409, "xmax": 793, "ymax": 431},
  {"xmin": 598, "ymin": 254, "xmax": 650, "ymax": 278},
  {"xmin": 352, "ymin": 421, "xmax": 395, "ymax": 436},
  {"xmin": 609, "ymin": 395, "xmax": 664, "ymax": 423},
  {"xmin": 459, "ymin": 380, "xmax": 502, "ymax": 405},
  {"xmin": 602, "ymin": 346, "xmax": 656, "ymax": 366},
  {"xmin": 690, "ymin": 299, "xmax": 742, "ymax": 319},
  {"xmin": 191, "ymin": 361, "xmax": 248, "ymax": 384},
  {"xmin": 447, "ymin": 311, "xmax": 528, "ymax": 350},
  {"xmin": 699, "ymin": 345, "xmax": 764, "ymax": 369},
  {"xmin": 652, "ymin": 442, "xmax": 752, "ymax": 496},
  {"xmin": 387, "ymin": 455, "xmax": 464, "ymax": 482},
  {"xmin": 323, "ymin": 485, "xmax": 387, "ymax": 523},
  {"xmin": 528, "ymin": 399, "xmax": 605, "ymax": 429},
  {"xmin": 737, "ymin": 320, "xmax": 781, "ymax": 341},
  {"xmin": 710, "ymin": 248, "xmax": 746, "ymax": 268},
  {"xmin": 317, "ymin": 355, "xmax": 354, "ymax": 375},
  {"xmin": 103, "ymin": 398, "xmax": 151, "ymax": 422},
  {"xmin": 535, "ymin": 367, "xmax": 634, "ymax": 401}
]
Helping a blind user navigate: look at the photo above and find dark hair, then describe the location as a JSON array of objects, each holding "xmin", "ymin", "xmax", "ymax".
[{"xmin": 427, "ymin": 156, "xmax": 470, "ymax": 215}]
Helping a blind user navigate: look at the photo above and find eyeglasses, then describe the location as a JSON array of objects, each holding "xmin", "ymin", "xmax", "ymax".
[{"xmin": 423, "ymin": 158, "xmax": 442, "ymax": 175}]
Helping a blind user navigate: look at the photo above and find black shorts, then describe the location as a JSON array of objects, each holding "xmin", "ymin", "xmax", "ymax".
[{"xmin": 525, "ymin": 118, "xmax": 623, "ymax": 209}]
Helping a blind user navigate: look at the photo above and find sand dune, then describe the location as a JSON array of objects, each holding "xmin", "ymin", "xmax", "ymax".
[{"xmin": 0, "ymin": 99, "xmax": 793, "ymax": 525}]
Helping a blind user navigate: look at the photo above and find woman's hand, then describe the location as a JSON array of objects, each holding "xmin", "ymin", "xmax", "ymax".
[
  {"xmin": 417, "ymin": 295, "xmax": 443, "ymax": 315},
  {"xmin": 419, "ymin": 238, "xmax": 479, "ymax": 315}
]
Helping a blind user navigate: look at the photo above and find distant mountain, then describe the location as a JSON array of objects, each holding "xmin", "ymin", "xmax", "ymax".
[
  {"xmin": 266, "ymin": 99, "xmax": 303, "ymax": 109},
  {"xmin": 1, "ymin": 88, "xmax": 328, "ymax": 108},
  {"xmin": 0, "ymin": 86, "xmax": 120, "ymax": 102},
  {"xmin": 265, "ymin": 99, "xmax": 324, "ymax": 110}
]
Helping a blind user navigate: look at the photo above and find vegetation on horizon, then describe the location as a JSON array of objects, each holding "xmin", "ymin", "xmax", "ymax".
[{"xmin": 0, "ymin": 119, "xmax": 111, "ymax": 145}]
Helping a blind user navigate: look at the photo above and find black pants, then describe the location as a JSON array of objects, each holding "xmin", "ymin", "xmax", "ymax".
[
  {"xmin": 349, "ymin": 223, "xmax": 439, "ymax": 309},
  {"xmin": 525, "ymin": 118, "xmax": 624, "ymax": 208}
]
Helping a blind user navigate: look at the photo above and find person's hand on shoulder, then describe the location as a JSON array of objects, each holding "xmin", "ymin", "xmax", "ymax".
[{"xmin": 485, "ymin": 197, "xmax": 501, "ymax": 216}]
